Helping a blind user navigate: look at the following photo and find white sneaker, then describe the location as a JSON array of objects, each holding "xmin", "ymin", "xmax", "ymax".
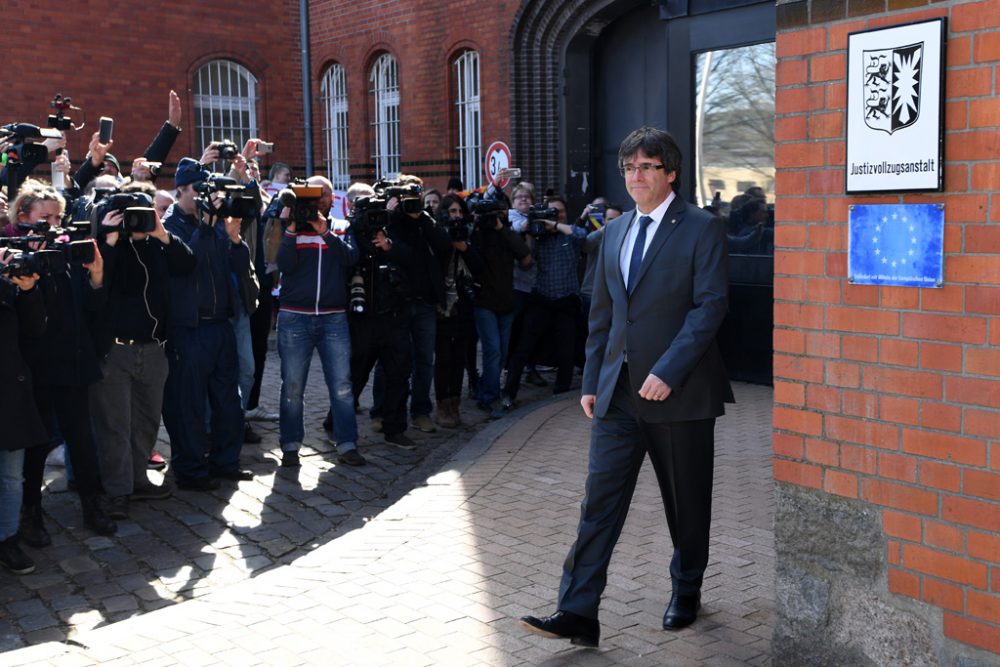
[{"xmin": 246, "ymin": 407, "xmax": 279, "ymax": 421}]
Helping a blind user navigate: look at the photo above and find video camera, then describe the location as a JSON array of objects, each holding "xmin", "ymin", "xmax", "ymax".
[
  {"xmin": 195, "ymin": 175, "xmax": 257, "ymax": 221},
  {"xmin": 379, "ymin": 181, "xmax": 423, "ymax": 215},
  {"xmin": 351, "ymin": 194, "xmax": 390, "ymax": 239},
  {"xmin": 0, "ymin": 228, "xmax": 95, "ymax": 274},
  {"xmin": 0, "ymin": 248, "xmax": 64, "ymax": 278},
  {"xmin": 527, "ymin": 205, "xmax": 559, "ymax": 238},
  {"xmin": 436, "ymin": 210, "xmax": 471, "ymax": 243},
  {"xmin": 48, "ymin": 94, "xmax": 75, "ymax": 132},
  {"xmin": 95, "ymin": 191, "xmax": 158, "ymax": 236},
  {"xmin": 465, "ymin": 182, "xmax": 510, "ymax": 230},
  {"xmin": 1, "ymin": 123, "xmax": 62, "ymax": 165},
  {"xmin": 277, "ymin": 180, "xmax": 324, "ymax": 233}
]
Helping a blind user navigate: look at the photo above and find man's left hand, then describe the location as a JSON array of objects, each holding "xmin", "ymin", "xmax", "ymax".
[{"xmin": 638, "ymin": 374, "xmax": 672, "ymax": 401}]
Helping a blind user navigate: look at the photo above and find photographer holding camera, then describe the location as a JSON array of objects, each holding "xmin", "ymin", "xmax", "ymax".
[
  {"xmin": 503, "ymin": 195, "xmax": 584, "ymax": 403},
  {"xmin": 0, "ymin": 258, "xmax": 47, "ymax": 574},
  {"xmin": 88, "ymin": 180, "xmax": 195, "ymax": 518},
  {"xmin": 348, "ymin": 182, "xmax": 418, "ymax": 450},
  {"xmin": 7, "ymin": 181, "xmax": 119, "ymax": 546},
  {"xmin": 433, "ymin": 195, "xmax": 482, "ymax": 427},
  {"xmin": 468, "ymin": 192, "xmax": 532, "ymax": 418},
  {"xmin": 161, "ymin": 157, "xmax": 254, "ymax": 491},
  {"xmin": 275, "ymin": 176, "xmax": 362, "ymax": 467},
  {"xmin": 368, "ymin": 176, "xmax": 452, "ymax": 438}
]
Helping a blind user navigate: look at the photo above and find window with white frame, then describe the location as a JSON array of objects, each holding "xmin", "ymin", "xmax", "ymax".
[
  {"xmin": 320, "ymin": 63, "xmax": 350, "ymax": 191},
  {"xmin": 369, "ymin": 53, "xmax": 400, "ymax": 179},
  {"xmin": 454, "ymin": 50, "xmax": 481, "ymax": 190},
  {"xmin": 192, "ymin": 60, "xmax": 258, "ymax": 165}
]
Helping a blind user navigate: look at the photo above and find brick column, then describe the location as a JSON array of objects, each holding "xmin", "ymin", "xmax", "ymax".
[{"xmin": 772, "ymin": 0, "xmax": 999, "ymax": 663}]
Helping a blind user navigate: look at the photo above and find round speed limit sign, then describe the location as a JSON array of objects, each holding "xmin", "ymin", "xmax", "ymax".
[{"xmin": 484, "ymin": 141, "xmax": 512, "ymax": 188}]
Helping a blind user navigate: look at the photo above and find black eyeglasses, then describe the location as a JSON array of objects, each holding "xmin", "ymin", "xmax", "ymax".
[{"xmin": 620, "ymin": 163, "xmax": 666, "ymax": 176}]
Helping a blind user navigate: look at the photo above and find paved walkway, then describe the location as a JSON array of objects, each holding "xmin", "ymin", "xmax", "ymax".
[{"xmin": 1, "ymin": 383, "xmax": 773, "ymax": 666}]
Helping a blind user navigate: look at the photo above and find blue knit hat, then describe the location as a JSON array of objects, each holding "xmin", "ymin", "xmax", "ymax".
[{"xmin": 175, "ymin": 157, "xmax": 208, "ymax": 188}]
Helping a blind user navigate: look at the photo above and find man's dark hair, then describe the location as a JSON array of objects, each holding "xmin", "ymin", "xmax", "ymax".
[
  {"xmin": 618, "ymin": 126, "xmax": 682, "ymax": 192},
  {"xmin": 606, "ymin": 202, "xmax": 624, "ymax": 214},
  {"xmin": 446, "ymin": 177, "xmax": 464, "ymax": 191},
  {"xmin": 544, "ymin": 194, "xmax": 567, "ymax": 209}
]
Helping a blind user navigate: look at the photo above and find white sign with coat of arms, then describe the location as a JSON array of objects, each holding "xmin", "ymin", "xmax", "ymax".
[{"xmin": 846, "ymin": 18, "xmax": 945, "ymax": 193}]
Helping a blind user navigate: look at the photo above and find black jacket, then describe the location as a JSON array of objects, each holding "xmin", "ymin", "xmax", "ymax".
[
  {"xmin": 0, "ymin": 284, "xmax": 48, "ymax": 451},
  {"xmin": 21, "ymin": 266, "xmax": 104, "ymax": 387},
  {"xmin": 469, "ymin": 224, "xmax": 530, "ymax": 314},
  {"xmin": 383, "ymin": 209, "xmax": 451, "ymax": 305},
  {"xmin": 93, "ymin": 232, "xmax": 196, "ymax": 357},
  {"xmin": 162, "ymin": 206, "xmax": 251, "ymax": 327}
]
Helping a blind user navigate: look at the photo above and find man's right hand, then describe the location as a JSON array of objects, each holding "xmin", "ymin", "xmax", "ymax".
[
  {"xmin": 373, "ymin": 230, "xmax": 392, "ymax": 252},
  {"xmin": 88, "ymin": 131, "xmax": 113, "ymax": 167},
  {"xmin": 199, "ymin": 142, "xmax": 220, "ymax": 166},
  {"xmin": 581, "ymin": 394, "xmax": 596, "ymax": 419}
]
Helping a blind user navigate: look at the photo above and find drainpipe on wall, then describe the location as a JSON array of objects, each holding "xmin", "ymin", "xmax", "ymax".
[{"xmin": 299, "ymin": 0, "xmax": 313, "ymax": 175}]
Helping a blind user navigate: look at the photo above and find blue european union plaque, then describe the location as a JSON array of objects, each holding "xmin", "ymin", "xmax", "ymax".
[{"xmin": 848, "ymin": 203, "xmax": 944, "ymax": 287}]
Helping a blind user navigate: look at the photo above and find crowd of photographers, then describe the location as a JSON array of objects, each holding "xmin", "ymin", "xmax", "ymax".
[{"xmin": 0, "ymin": 91, "xmax": 632, "ymax": 577}]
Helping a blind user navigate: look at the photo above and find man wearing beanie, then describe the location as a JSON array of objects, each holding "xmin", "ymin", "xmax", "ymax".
[{"xmin": 161, "ymin": 156, "xmax": 254, "ymax": 491}]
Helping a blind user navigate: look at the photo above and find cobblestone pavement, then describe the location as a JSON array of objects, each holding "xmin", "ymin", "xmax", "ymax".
[
  {"xmin": 0, "ymin": 344, "xmax": 555, "ymax": 654},
  {"xmin": 1, "ymin": 381, "xmax": 773, "ymax": 666}
]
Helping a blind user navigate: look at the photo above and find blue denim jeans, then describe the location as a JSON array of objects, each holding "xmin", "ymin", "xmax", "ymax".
[
  {"xmin": 231, "ymin": 305, "xmax": 255, "ymax": 412},
  {"xmin": 372, "ymin": 300, "xmax": 437, "ymax": 417},
  {"xmin": 0, "ymin": 449, "xmax": 25, "ymax": 541},
  {"xmin": 278, "ymin": 311, "xmax": 358, "ymax": 453},
  {"xmin": 474, "ymin": 307, "xmax": 514, "ymax": 405}
]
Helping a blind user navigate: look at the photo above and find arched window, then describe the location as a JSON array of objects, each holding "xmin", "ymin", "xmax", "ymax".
[
  {"xmin": 192, "ymin": 60, "xmax": 258, "ymax": 161},
  {"xmin": 369, "ymin": 53, "xmax": 400, "ymax": 179},
  {"xmin": 454, "ymin": 50, "xmax": 481, "ymax": 190},
  {"xmin": 320, "ymin": 63, "xmax": 350, "ymax": 191}
]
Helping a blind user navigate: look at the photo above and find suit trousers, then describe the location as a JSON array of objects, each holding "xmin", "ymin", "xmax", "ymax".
[{"xmin": 558, "ymin": 366, "xmax": 716, "ymax": 619}]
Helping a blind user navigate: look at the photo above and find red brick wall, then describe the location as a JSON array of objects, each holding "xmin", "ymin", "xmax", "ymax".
[
  {"xmin": 308, "ymin": 0, "xmax": 519, "ymax": 190},
  {"xmin": 774, "ymin": 0, "xmax": 999, "ymax": 655},
  {"xmin": 4, "ymin": 1, "xmax": 304, "ymax": 176}
]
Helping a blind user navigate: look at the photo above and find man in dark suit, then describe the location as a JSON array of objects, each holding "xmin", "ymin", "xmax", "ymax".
[{"xmin": 520, "ymin": 127, "xmax": 733, "ymax": 647}]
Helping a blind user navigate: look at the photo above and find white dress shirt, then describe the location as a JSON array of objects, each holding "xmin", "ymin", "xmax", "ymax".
[{"xmin": 619, "ymin": 191, "xmax": 675, "ymax": 286}]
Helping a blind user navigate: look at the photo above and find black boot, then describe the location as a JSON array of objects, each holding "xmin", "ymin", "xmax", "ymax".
[
  {"xmin": 81, "ymin": 495, "xmax": 117, "ymax": 536},
  {"xmin": 19, "ymin": 503, "xmax": 51, "ymax": 548}
]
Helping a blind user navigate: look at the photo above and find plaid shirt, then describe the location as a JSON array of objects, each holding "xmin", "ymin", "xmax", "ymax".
[{"xmin": 533, "ymin": 225, "xmax": 586, "ymax": 300}]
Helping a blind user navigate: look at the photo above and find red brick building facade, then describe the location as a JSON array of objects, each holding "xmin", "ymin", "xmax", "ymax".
[
  {"xmin": 4, "ymin": 0, "xmax": 997, "ymax": 662},
  {"xmin": 5, "ymin": 1, "xmax": 306, "ymax": 177},
  {"xmin": 306, "ymin": 0, "xmax": 519, "ymax": 189}
]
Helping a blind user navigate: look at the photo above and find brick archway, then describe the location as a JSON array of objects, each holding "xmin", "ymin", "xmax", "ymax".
[{"xmin": 509, "ymin": 0, "xmax": 646, "ymax": 192}]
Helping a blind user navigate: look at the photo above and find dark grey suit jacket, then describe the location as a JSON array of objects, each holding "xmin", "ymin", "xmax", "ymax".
[{"xmin": 581, "ymin": 195, "xmax": 734, "ymax": 422}]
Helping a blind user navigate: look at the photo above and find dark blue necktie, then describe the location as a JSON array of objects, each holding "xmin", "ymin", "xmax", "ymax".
[{"xmin": 627, "ymin": 215, "xmax": 653, "ymax": 294}]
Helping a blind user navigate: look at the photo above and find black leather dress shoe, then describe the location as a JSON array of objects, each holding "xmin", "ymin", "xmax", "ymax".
[
  {"xmin": 662, "ymin": 592, "xmax": 701, "ymax": 630},
  {"xmin": 212, "ymin": 469, "xmax": 254, "ymax": 482},
  {"xmin": 176, "ymin": 476, "xmax": 221, "ymax": 492},
  {"xmin": 519, "ymin": 610, "xmax": 599, "ymax": 648}
]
